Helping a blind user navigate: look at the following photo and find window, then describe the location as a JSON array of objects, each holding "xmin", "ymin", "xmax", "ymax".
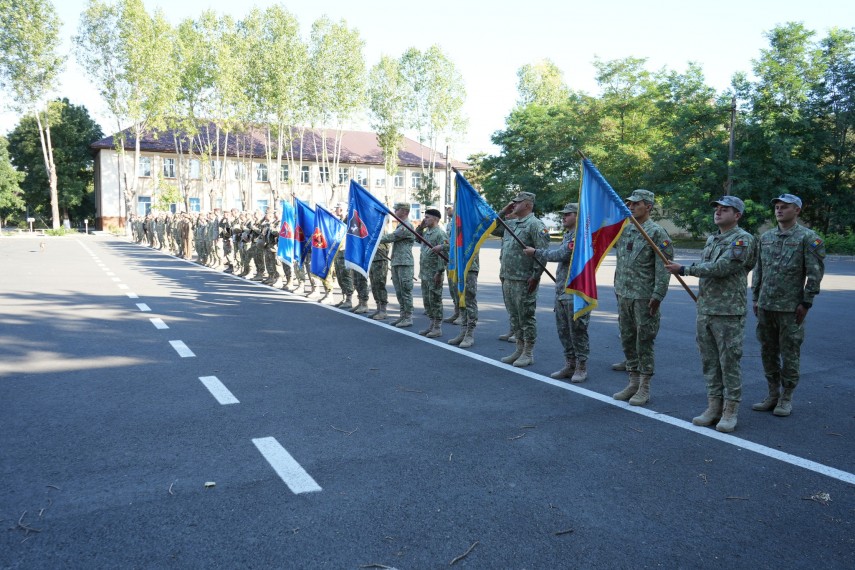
[
  {"xmin": 189, "ymin": 198, "xmax": 201, "ymax": 212},
  {"xmin": 256, "ymin": 199, "xmax": 269, "ymax": 211},
  {"xmin": 394, "ymin": 171, "xmax": 404, "ymax": 188},
  {"xmin": 375, "ymin": 175, "xmax": 386, "ymax": 188},
  {"xmin": 233, "ymin": 199, "xmax": 243, "ymax": 211},
  {"xmin": 280, "ymin": 164, "xmax": 289, "ymax": 182},
  {"xmin": 234, "ymin": 163, "xmax": 247, "ymax": 180},
  {"xmin": 255, "ymin": 163, "xmax": 268, "ymax": 182},
  {"xmin": 356, "ymin": 168, "xmax": 368, "ymax": 186},
  {"xmin": 215, "ymin": 199, "xmax": 223, "ymax": 211},
  {"xmin": 169, "ymin": 203, "xmax": 177, "ymax": 214},
  {"xmin": 188, "ymin": 159, "xmax": 200, "ymax": 180},
  {"xmin": 410, "ymin": 172, "xmax": 422, "ymax": 189},
  {"xmin": 210, "ymin": 160, "xmax": 222, "ymax": 179},
  {"xmin": 409, "ymin": 203, "xmax": 421, "ymax": 220},
  {"xmin": 138, "ymin": 157, "xmax": 152, "ymax": 177},
  {"xmin": 300, "ymin": 165, "xmax": 310, "ymax": 184},
  {"xmin": 338, "ymin": 167, "xmax": 349, "ymax": 184},
  {"xmin": 318, "ymin": 166, "xmax": 329, "ymax": 183},
  {"xmin": 137, "ymin": 196, "xmax": 151, "ymax": 216},
  {"xmin": 163, "ymin": 158, "xmax": 176, "ymax": 179}
]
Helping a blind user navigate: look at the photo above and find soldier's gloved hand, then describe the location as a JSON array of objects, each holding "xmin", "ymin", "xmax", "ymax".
[
  {"xmin": 526, "ymin": 277, "xmax": 540, "ymax": 294},
  {"xmin": 648, "ymin": 298, "xmax": 661, "ymax": 316},
  {"xmin": 795, "ymin": 303, "xmax": 809, "ymax": 325}
]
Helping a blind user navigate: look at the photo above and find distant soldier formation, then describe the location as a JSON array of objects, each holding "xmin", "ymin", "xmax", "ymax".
[{"xmin": 128, "ymin": 189, "xmax": 824, "ymax": 433}]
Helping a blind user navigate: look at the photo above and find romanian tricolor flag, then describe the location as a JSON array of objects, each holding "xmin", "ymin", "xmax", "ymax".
[
  {"xmin": 566, "ymin": 159, "xmax": 632, "ymax": 319},
  {"xmin": 448, "ymin": 171, "xmax": 499, "ymax": 307}
]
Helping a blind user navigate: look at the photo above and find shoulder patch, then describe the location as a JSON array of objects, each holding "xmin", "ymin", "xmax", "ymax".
[
  {"xmin": 659, "ymin": 239, "xmax": 672, "ymax": 250},
  {"xmin": 731, "ymin": 239, "xmax": 747, "ymax": 261},
  {"xmin": 810, "ymin": 237, "xmax": 826, "ymax": 259},
  {"xmin": 540, "ymin": 228, "xmax": 550, "ymax": 240}
]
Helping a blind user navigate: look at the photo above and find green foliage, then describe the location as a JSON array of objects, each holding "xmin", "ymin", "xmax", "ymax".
[
  {"xmin": 820, "ymin": 230, "xmax": 855, "ymax": 254},
  {"xmin": 44, "ymin": 226, "xmax": 73, "ymax": 236},
  {"xmin": 0, "ymin": 135, "xmax": 25, "ymax": 224}
]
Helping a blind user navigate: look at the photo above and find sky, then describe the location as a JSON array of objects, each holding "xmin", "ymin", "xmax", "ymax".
[{"xmin": 1, "ymin": 0, "xmax": 851, "ymax": 160}]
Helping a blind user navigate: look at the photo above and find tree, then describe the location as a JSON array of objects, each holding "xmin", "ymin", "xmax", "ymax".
[
  {"xmin": 516, "ymin": 59, "xmax": 569, "ymax": 107},
  {"xmin": 0, "ymin": 135, "xmax": 25, "ymax": 226},
  {"xmin": 0, "ymin": 0, "xmax": 65, "ymax": 228},
  {"xmin": 368, "ymin": 55, "xmax": 407, "ymax": 206},
  {"xmin": 7, "ymin": 99, "xmax": 103, "ymax": 224}
]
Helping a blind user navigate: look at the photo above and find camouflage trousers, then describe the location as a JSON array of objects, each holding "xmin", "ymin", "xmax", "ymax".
[
  {"xmin": 196, "ymin": 239, "xmax": 208, "ymax": 264},
  {"xmin": 157, "ymin": 231, "xmax": 165, "ymax": 249},
  {"xmin": 280, "ymin": 261, "xmax": 292, "ymax": 284},
  {"xmin": 452, "ymin": 270, "xmax": 479, "ymax": 325},
  {"xmin": 390, "ymin": 265, "xmax": 414, "ymax": 313},
  {"xmin": 222, "ymin": 240, "xmax": 233, "ymax": 268},
  {"xmin": 369, "ymin": 261, "xmax": 389, "ymax": 305},
  {"xmin": 503, "ymin": 279, "xmax": 539, "ymax": 343},
  {"xmin": 264, "ymin": 248, "xmax": 279, "ymax": 278},
  {"xmin": 421, "ymin": 273, "xmax": 444, "ymax": 319},
  {"xmin": 756, "ymin": 309, "xmax": 805, "ymax": 390},
  {"xmin": 696, "ymin": 314, "xmax": 746, "ymax": 402},
  {"xmin": 555, "ymin": 298, "xmax": 590, "ymax": 361},
  {"xmin": 618, "ymin": 297, "xmax": 661, "ymax": 375},
  {"xmin": 334, "ymin": 250, "xmax": 353, "ymax": 295},
  {"xmin": 253, "ymin": 243, "xmax": 265, "ymax": 275},
  {"xmin": 209, "ymin": 239, "xmax": 221, "ymax": 266},
  {"xmin": 353, "ymin": 271, "xmax": 369, "ymax": 303}
]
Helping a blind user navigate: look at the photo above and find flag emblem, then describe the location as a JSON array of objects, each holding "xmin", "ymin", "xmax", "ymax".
[{"xmin": 347, "ymin": 210, "xmax": 369, "ymax": 238}]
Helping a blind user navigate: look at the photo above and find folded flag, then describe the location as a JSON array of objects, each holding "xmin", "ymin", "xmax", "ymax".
[
  {"xmin": 344, "ymin": 180, "xmax": 390, "ymax": 278},
  {"xmin": 566, "ymin": 159, "xmax": 632, "ymax": 319},
  {"xmin": 310, "ymin": 205, "xmax": 346, "ymax": 279},
  {"xmin": 277, "ymin": 200, "xmax": 296, "ymax": 264}
]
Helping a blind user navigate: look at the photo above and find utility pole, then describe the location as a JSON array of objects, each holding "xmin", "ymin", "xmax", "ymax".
[{"xmin": 725, "ymin": 95, "xmax": 736, "ymax": 195}]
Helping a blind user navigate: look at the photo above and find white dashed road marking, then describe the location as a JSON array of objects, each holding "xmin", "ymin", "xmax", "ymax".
[
  {"xmin": 118, "ymin": 284, "xmax": 129, "ymax": 290},
  {"xmin": 149, "ymin": 317, "xmax": 168, "ymax": 329},
  {"xmin": 252, "ymin": 437, "xmax": 322, "ymax": 494},
  {"xmin": 198, "ymin": 376, "xmax": 239, "ymax": 405},
  {"xmin": 169, "ymin": 340, "xmax": 195, "ymax": 358},
  {"xmin": 126, "ymin": 292, "xmax": 139, "ymax": 299},
  {"xmin": 136, "ymin": 303, "xmax": 151, "ymax": 312}
]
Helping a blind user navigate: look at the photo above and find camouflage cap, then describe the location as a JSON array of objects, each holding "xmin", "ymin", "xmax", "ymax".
[
  {"xmin": 771, "ymin": 193, "xmax": 802, "ymax": 208},
  {"xmin": 710, "ymin": 195, "xmax": 745, "ymax": 213},
  {"xmin": 626, "ymin": 189, "xmax": 655, "ymax": 203},
  {"xmin": 511, "ymin": 191, "xmax": 536, "ymax": 203},
  {"xmin": 560, "ymin": 203, "xmax": 579, "ymax": 214},
  {"xmin": 393, "ymin": 202, "xmax": 410, "ymax": 211}
]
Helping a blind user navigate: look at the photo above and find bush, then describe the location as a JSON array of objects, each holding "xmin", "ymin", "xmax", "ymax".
[
  {"xmin": 44, "ymin": 227, "xmax": 73, "ymax": 236},
  {"xmin": 820, "ymin": 230, "xmax": 855, "ymax": 255}
]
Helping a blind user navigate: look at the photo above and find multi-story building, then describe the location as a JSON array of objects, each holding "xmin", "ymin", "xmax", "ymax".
[{"xmin": 90, "ymin": 124, "xmax": 468, "ymax": 230}]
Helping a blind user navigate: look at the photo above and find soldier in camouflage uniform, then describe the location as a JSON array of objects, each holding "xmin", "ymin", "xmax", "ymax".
[
  {"xmin": 332, "ymin": 203, "xmax": 355, "ymax": 309},
  {"xmin": 525, "ymin": 203, "xmax": 590, "ymax": 381},
  {"xmin": 442, "ymin": 208, "xmax": 481, "ymax": 350},
  {"xmin": 751, "ymin": 194, "xmax": 825, "ymax": 417},
  {"xmin": 612, "ymin": 189, "xmax": 673, "ymax": 405},
  {"xmin": 369, "ymin": 243, "xmax": 390, "ymax": 319},
  {"xmin": 380, "ymin": 203, "xmax": 416, "ymax": 328},
  {"xmin": 262, "ymin": 211, "xmax": 280, "ymax": 285},
  {"xmin": 155, "ymin": 214, "xmax": 166, "ymax": 250},
  {"xmin": 666, "ymin": 195, "xmax": 757, "ymax": 433},
  {"xmin": 442, "ymin": 204, "xmax": 462, "ymax": 326},
  {"xmin": 220, "ymin": 211, "xmax": 234, "ymax": 273},
  {"xmin": 492, "ymin": 191, "xmax": 550, "ymax": 368},
  {"xmin": 416, "ymin": 208, "xmax": 449, "ymax": 337}
]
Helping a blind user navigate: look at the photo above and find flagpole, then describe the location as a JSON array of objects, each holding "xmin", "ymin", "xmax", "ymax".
[
  {"xmin": 574, "ymin": 150, "xmax": 697, "ymax": 303},
  {"xmin": 385, "ymin": 208, "xmax": 450, "ymax": 263},
  {"xmin": 494, "ymin": 216, "xmax": 557, "ymax": 283}
]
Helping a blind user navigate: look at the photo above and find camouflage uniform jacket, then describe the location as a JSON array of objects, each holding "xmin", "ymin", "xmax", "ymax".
[
  {"xmin": 417, "ymin": 225, "xmax": 448, "ymax": 279},
  {"xmin": 372, "ymin": 243, "xmax": 390, "ymax": 264},
  {"xmin": 493, "ymin": 213, "xmax": 550, "ymax": 281},
  {"xmin": 534, "ymin": 229, "xmax": 575, "ymax": 301},
  {"xmin": 445, "ymin": 217, "xmax": 480, "ymax": 273},
  {"xmin": 206, "ymin": 218, "xmax": 219, "ymax": 241},
  {"xmin": 379, "ymin": 220, "xmax": 415, "ymax": 266},
  {"xmin": 751, "ymin": 223, "xmax": 824, "ymax": 311},
  {"xmin": 686, "ymin": 226, "xmax": 757, "ymax": 316},
  {"xmin": 614, "ymin": 219, "xmax": 673, "ymax": 301}
]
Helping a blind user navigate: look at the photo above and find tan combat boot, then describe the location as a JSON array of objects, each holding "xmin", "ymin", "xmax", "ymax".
[
  {"xmin": 426, "ymin": 318, "xmax": 443, "ymax": 338},
  {"xmin": 513, "ymin": 341, "xmax": 535, "ymax": 368},
  {"xmin": 571, "ymin": 360, "xmax": 588, "ymax": 383},
  {"xmin": 448, "ymin": 323, "xmax": 467, "ymax": 346},
  {"xmin": 613, "ymin": 372, "xmax": 640, "ymax": 401},
  {"xmin": 692, "ymin": 397, "xmax": 723, "ymax": 426},
  {"xmin": 501, "ymin": 339, "xmax": 525, "ymax": 364},
  {"xmin": 498, "ymin": 330, "xmax": 513, "ymax": 341},
  {"xmin": 458, "ymin": 322, "xmax": 476, "ymax": 348},
  {"xmin": 351, "ymin": 300, "xmax": 370, "ymax": 314},
  {"xmin": 752, "ymin": 380, "xmax": 780, "ymax": 412},
  {"xmin": 337, "ymin": 294, "xmax": 353, "ymax": 310},
  {"xmin": 443, "ymin": 309, "xmax": 460, "ymax": 324},
  {"xmin": 550, "ymin": 358, "xmax": 576, "ymax": 379},
  {"xmin": 773, "ymin": 387, "xmax": 794, "ymax": 417},
  {"xmin": 629, "ymin": 374, "xmax": 651, "ymax": 405},
  {"xmin": 418, "ymin": 318, "xmax": 433, "ymax": 335},
  {"xmin": 716, "ymin": 400, "xmax": 740, "ymax": 432},
  {"xmin": 611, "ymin": 360, "xmax": 627, "ymax": 371},
  {"xmin": 394, "ymin": 312, "xmax": 412, "ymax": 328},
  {"xmin": 370, "ymin": 303, "xmax": 387, "ymax": 320}
]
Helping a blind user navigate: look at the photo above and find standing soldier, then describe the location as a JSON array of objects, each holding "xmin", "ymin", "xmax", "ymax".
[
  {"xmin": 207, "ymin": 211, "xmax": 221, "ymax": 268},
  {"xmin": 612, "ymin": 189, "xmax": 673, "ymax": 405},
  {"xmin": 369, "ymin": 242, "xmax": 391, "ymax": 319},
  {"xmin": 220, "ymin": 211, "xmax": 234, "ymax": 273},
  {"xmin": 751, "ymin": 194, "xmax": 825, "ymax": 417},
  {"xmin": 524, "ymin": 203, "xmax": 590, "ymax": 381},
  {"xmin": 155, "ymin": 213, "xmax": 166, "ymax": 250},
  {"xmin": 380, "ymin": 203, "xmax": 416, "ymax": 328},
  {"xmin": 332, "ymin": 203, "xmax": 355, "ymax": 309},
  {"xmin": 442, "ymin": 203, "xmax": 462, "ymax": 326},
  {"xmin": 417, "ymin": 208, "xmax": 448, "ymax": 337},
  {"xmin": 493, "ymin": 191, "xmax": 550, "ymax": 368},
  {"xmin": 179, "ymin": 213, "xmax": 192, "ymax": 260},
  {"xmin": 263, "ymin": 210, "xmax": 281, "ymax": 286},
  {"xmin": 666, "ymin": 196, "xmax": 756, "ymax": 433}
]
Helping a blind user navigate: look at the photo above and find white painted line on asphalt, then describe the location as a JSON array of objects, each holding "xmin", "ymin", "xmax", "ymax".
[
  {"xmin": 136, "ymin": 303, "xmax": 151, "ymax": 312},
  {"xmin": 105, "ymin": 271, "xmax": 115, "ymax": 276},
  {"xmin": 252, "ymin": 437, "xmax": 322, "ymax": 494},
  {"xmin": 118, "ymin": 284, "xmax": 129, "ymax": 290},
  {"xmin": 333, "ymin": 309, "xmax": 855, "ymax": 487},
  {"xmin": 111, "ymin": 277, "xmax": 121, "ymax": 282},
  {"xmin": 126, "ymin": 292, "xmax": 139, "ymax": 299},
  {"xmin": 198, "ymin": 376, "xmax": 239, "ymax": 405},
  {"xmin": 150, "ymin": 317, "xmax": 168, "ymax": 329},
  {"xmin": 169, "ymin": 340, "xmax": 195, "ymax": 358}
]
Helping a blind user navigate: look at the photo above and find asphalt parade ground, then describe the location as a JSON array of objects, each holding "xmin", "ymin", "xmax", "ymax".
[{"xmin": 1, "ymin": 234, "xmax": 853, "ymax": 569}]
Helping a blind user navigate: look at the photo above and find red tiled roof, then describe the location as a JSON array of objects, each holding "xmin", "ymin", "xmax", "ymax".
[{"xmin": 90, "ymin": 123, "xmax": 469, "ymax": 169}]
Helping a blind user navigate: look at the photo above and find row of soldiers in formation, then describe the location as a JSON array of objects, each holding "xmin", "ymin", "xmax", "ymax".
[{"xmin": 130, "ymin": 188, "xmax": 825, "ymax": 434}]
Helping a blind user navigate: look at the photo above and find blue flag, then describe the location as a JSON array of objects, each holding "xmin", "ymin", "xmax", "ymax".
[
  {"xmin": 294, "ymin": 198, "xmax": 314, "ymax": 269},
  {"xmin": 344, "ymin": 180, "xmax": 389, "ymax": 278},
  {"xmin": 448, "ymin": 172, "xmax": 499, "ymax": 307},
  {"xmin": 310, "ymin": 205, "xmax": 346, "ymax": 279},
  {"xmin": 276, "ymin": 200, "xmax": 296, "ymax": 264}
]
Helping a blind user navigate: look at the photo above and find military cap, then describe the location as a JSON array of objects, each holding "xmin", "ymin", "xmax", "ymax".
[
  {"xmin": 425, "ymin": 208, "xmax": 442, "ymax": 218},
  {"xmin": 393, "ymin": 202, "xmax": 410, "ymax": 211},
  {"xmin": 771, "ymin": 193, "xmax": 802, "ymax": 208},
  {"xmin": 626, "ymin": 189, "xmax": 655, "ymax": 203},
  {"xmin": 334, "ymin": 202, "xmax": 347, "ymax": 210},
  {"xmin": 511, "ymin": 191, "xmax": 536, "ymax": 203},
  {"xmin": 710, "ymin": 195, "xmax": 745, "ymax": 213},
  {"xmin": 560, "ymin": 203, "xmax": 579, "ymax": 214}
]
